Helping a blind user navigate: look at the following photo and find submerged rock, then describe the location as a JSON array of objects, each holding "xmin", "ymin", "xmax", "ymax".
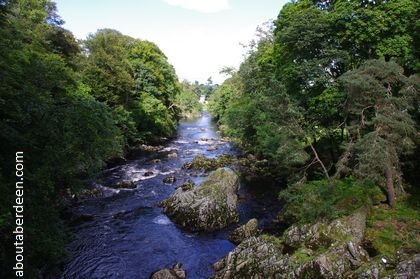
[
  {"xmin": 143, "ymin": 171, "xmax": 154, "ymax": 177},
  {"xmin": 229, "ymin": 218, "xmax": 259, "ymax": 245},
  {"xmin": 213, "ymin": 210, "xmax": 370, "ymax": 278},
  {"xmin": 114, "ymin": 180, "xmax": 136, "ymax": 189},
  {"xmin": 150, "ymin": 263, "xmax": 186, "ymax": 279},
  {"xmin": 160, "ymin": 168, "xmax": 240, "ymax": 232}
]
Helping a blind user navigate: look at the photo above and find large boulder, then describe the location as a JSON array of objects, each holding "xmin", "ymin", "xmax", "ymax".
[
  {"xmin": 160, "ymin": 168, "xmax": 240, "ymax": 232},
  {"xmin": 229, "ymin": 218, "xmax": 259, "ymax": 245},
  {"xmin": 213, "ymin": 210, "xmax": 370, "ymax": 279},
  {"xmin": 213, "ymin": 236, "xmax": 286, "ymax": 278}
]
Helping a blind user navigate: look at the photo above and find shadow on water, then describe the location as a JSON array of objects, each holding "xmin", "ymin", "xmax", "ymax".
[{"xmin": 62, "ymin": 112, "xmax": 284, "ymax": 279}]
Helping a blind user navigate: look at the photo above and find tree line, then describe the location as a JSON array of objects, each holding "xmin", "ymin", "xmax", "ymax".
[
  {"xmin": 209, "ymin": 0, "xmax": 418, "ymax": 217},
  {"xmin": 0, "ymin": 0, "xmax": 201, "ymax": 277}
]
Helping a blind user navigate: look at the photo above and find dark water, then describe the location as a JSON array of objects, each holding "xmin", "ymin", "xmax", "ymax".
[{"xmin": 62, "ymin": 112, "xmax": 282, "ymax": 279}]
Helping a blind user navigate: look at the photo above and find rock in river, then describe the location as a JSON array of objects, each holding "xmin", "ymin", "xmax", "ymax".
[
  {"xmin": 114, "ymin": 180, "xmax": 136, "ymax": 189},
  {"xmin": 160, "ymin": 168, "xmax": 240, "ymax": 232},
  {"xmin": 163, "ymin": 176, "xmax": 176, "ymax": 184},
  {"xmin": 229, "ymin": 218, "xmax": 259, "ymax": 245},
  {"xmin": 150, "ymin": 263, "xmax": 186, "ymax": 279}
]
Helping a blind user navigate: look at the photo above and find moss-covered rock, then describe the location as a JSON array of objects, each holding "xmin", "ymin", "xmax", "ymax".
[
  {"xmin": 182, "ymin": 154, "xmax": 234, "ymax": 172},
  {"xmin": 160, "ymin": 168, "xmax": 240, "ymax": 231},
  {"xmin": 229, "ymin": 218, "xmax": 259, "ymax": 245},
  {"xmin": 213, "ymin": 210, "xmax": 371, "ymax": 278}
]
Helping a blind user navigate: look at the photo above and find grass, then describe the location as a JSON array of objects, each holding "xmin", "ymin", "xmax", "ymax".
[
  {"xmin": 365, "ymin": 198, "xmax": 420, "ymax": 260},
  {"xmin": 278, "ymin": 177, "xmax": 384, "ymax": 224}
]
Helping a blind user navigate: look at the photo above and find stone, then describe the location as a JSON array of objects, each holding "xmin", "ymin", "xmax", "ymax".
[
  {"xmin": 75, "ymin": 188, "xmax": 102, "ymax": 199},
  {"xmin": 172, "ymin": 263, "xmax": 186, "ymax": 279},
  {"xmin": 229, "ymin": 218, "xmax": 259, "ymax": 244},
  {"xmin": 163, "ymin": 176, "xmax": 176, "ymax": 184},
  {"xmin": 114, "ymin": 180, "xmax": 136, "ymax": 189},
  {"xmin": 150, "ymin": 263, "xmax": 186, "ymax": 279},
  {"xmin": 392, "ymin": 254, "xmax": 420, "ymax": 279},
  {"xmin": 177, "ymin": 179, "xmax": 195, "ymax": 191},
  {"xmin": 213, "ymin": 210, "xmax": 370, "ymax": 279},
  {"xmin": 207, "ymin": 146, "xmax": 218, "ymax": 151},
  {"xmin": 182, "ymin": 154, "xmax": 234, "ymax": 172},
  {"xmin": 144, "ymin": 171, "xmax": 154, "ymax": 177},
  {"xmin": 150, "ymin": 269, "xmax": 175, "ymax": 279},
  {"xmin": 160, "ymin": 168, "xmax": 240, "ymax": 231},
  {"xmin": 168, "ymin": 153, "xmax": 178, "ymax": 159}
]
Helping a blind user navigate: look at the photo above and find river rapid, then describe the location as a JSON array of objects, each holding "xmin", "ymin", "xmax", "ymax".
[{"xmin": 62, "ymin": 112, "xmax": 282, "ymax": 279}]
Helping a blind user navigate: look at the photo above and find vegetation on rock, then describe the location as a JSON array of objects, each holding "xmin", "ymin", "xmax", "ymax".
[{"xmin": 160, "ymin": 168, "xmax": 240, "ymax": 232}]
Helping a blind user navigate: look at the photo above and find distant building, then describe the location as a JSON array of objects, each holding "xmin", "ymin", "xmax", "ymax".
[{"xmin": 199, "ymin": 95, "xmax": 207, "ymax": 104}]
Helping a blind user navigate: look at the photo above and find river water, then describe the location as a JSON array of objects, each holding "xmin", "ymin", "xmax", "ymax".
[{"xmin": 62, "ymin": 112, "xmax": 282, "ymax": 279}]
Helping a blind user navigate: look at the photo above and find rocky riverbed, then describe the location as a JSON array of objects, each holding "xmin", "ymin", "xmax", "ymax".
[{"xmin": 61, "ymin": 112, "xmax": 283, "ymax": 278}]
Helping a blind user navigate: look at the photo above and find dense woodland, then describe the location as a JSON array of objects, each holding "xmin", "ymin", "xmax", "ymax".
[
  {"xmin": 0, "ymin": 0, "xmax": 419, "ymax": 277},
  {"xmin": 209, "ymin": 0, "xmax": 419, "ymax": 264},
  {"xmin": 0, "ymin": 0, "xmax": 203, "ymax": 277}
]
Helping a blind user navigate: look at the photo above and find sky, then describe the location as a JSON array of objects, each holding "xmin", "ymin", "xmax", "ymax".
[{"xmin": 54, "ymin": 0, "xmax": 289, "ymax": 84}]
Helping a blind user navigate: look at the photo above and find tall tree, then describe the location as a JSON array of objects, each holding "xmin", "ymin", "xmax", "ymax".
[{"xmin": 338, "ymin": 60, "xmax": 418, "ymax": 206}]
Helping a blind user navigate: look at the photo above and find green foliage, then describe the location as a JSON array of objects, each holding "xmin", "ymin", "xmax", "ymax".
[
  {"xmin": 209, "ymin": 0, "xmax": 419, "ymax": 195},
  {"xmin": 0, "ymin": 1, "xmax": 181, "ymax": 277},
  {"xmin": 209, "ymin": 29, "xmax": 310, "ymax": 177},
  {"xmin": 338, "ymin": 60, "xmax": 418, "ymax": 204},
  {"xmin": 82, "ymin": 29, "xmax": 135, "ymax": 107},
  {"xmin": 333, "ymin": 0, "xmax": 418, "ymax": 72},
  {"xmin": 278, "ymin": 178, "xmax": 382, "ymax": 224},
  {"xmin": 365, "ymin": 200, "xmax": 420, "ymax": 259},
  {"xmin": 82, "ymin": 30, "xmax": 181, "ymax": 141},
  {"xmin": 133, "ymin": 92, "xmax": 177, "ymax": 138},
  {"xmin": 176, "ymin": 81, "xmax": 203, "ymax": 118}
]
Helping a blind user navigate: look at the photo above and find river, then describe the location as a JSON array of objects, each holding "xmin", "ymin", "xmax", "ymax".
[{"xmin": 62, "ymin": 112, "xmax": 282, "ymax": 279}]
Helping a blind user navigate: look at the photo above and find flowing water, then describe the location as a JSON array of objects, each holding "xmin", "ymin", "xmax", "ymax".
[{"xmin": 62, "ymin": 112, "xmax": 282, "ymax": 279}]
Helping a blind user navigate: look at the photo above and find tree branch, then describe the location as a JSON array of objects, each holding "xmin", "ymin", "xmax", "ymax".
[{"xmin": 309, "ymin": 143, "xmax": 330, "ymax": 180}]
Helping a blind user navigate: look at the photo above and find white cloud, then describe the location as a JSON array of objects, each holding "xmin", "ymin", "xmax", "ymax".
[
  {"xmin": 163, "ymin": 0, "xmax": 230, "ymax": 13},
  {"xmin": 143, "ymin": 23, "xmax": 255, "ymax": 84}
]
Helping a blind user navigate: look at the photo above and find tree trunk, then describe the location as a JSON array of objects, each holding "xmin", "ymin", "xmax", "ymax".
[{"xmin": 385, "ymin": 161, "xmax": 396, "ymax": 208}]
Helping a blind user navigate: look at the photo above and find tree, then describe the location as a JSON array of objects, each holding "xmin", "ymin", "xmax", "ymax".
[
  {"xmin": 82, "ymin": 29, "xmax": 135, "ymax": 108},
  {"xmin": 338, "ymin": 60, "xmax": 418, "ymax": 206},
  {"xmin": 333, "ymin": 0, "xmax": 418, "ymax": 73}
]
